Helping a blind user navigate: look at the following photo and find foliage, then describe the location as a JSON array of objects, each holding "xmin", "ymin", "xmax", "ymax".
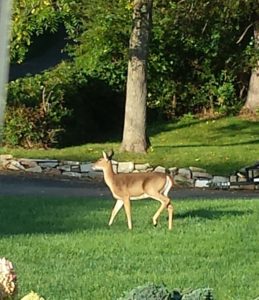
[
  {"xmin": 5, "ymin": 62, "xmax": 83, "ymax": 148},
  {"xmin": 118, "ymin": 283, "xmax": 214, "ymax": 300},
  {"xmin": 147, "ymin": 1, "xmax": 251, "ymax": 116},
  {"xmin": 4, "ymin": 100, "xmax": 66, "ymax": 148},
  {"xmin": 67, "ymin": 0, "xmax": 131, "ymax": 89},
  {"xmin": 118, "ymin": 283, "xmax": 172, "ymax": 300},
  {"xmin": 181, "ymin": 288, "xmax": 213, "ymax": 300},
  {"xmin": 8, "ymin": 0, "xmax": 259, "ymax": 148},
  {"xmin": 63, "ymin": 0, "xmax": 258, "ymax": 116},
  {"xmin": 11, "ymin": 0, "xmax": 78, "ymax": 63}
]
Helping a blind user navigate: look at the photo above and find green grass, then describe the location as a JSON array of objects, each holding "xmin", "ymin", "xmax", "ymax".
[
  {"xmin": 1, "ymin": 116, "xmax": 258, "ymax": 175},
  {"xmin": 0, "ymin": 196, "xmax": 258, "ymax": 299}
]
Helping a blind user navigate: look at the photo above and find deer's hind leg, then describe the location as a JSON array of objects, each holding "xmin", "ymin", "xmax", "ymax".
[
  {"xmin": 167, "ymin": 203, "xmax": 173, "ymax": 230},
  {"xmin": 149, "ymin": 192, "xmax": 172, "ymax": 229},
  {"xmin": 163, "ymin": 188, "xmax": 173, "ymax": 230}
]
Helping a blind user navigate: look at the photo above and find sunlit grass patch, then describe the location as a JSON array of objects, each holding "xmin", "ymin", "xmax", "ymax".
[
  {"xmin": 1, "ymin": 116, "xmax": 258, "ymax": 175},
  {"xmin": 0, "ymin": 196, "xmax": 258, "ymax": 299}
]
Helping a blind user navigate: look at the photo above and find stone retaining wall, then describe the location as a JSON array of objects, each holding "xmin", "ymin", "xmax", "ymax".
[{"xmin": 0, "ymin": 154, "xmax": 258, "ymax": 190}]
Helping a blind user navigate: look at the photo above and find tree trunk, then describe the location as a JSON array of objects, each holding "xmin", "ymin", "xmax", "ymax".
[
  {"xmin": 243, "ymin": 19, "xmax": 259, "ymax": 113},
  {"xmin": 120, "ymin": 0, "xmax": 153, "ymax": 153}
]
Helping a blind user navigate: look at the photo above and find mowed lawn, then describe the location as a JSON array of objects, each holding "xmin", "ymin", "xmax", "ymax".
[{"xmin": 0, "ymin": 196, "xmax": 258, "ymax": 299}]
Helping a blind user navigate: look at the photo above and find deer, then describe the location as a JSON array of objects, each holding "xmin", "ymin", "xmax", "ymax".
[{"xmin": 92, "ymin": 151, "xmax": 174, "ymax": 230}]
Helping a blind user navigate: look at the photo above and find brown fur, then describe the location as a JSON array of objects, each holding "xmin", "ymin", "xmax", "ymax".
[{"xmin": 92, "ymin": 152, "xmax": 174, "ymax": 230}]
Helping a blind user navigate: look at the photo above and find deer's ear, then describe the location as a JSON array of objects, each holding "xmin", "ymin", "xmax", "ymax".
[
  {"xmin": 102, "ymin": 151, "xmax": 108, "ymax": 161},
  {"xmin": 107, "ymin": 149, "xmax": 114, "ymax": 160}
]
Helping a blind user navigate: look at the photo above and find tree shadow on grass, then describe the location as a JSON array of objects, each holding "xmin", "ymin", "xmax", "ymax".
[
  {"xmin": 177, "ymin": 208, "xmax": 252, "ymax": 220},
  {"xmin": 148, "ymin": 116, "xmax": 259, "ymax": 140},
  {"xmin": 0, "ymin": 196, "xmax": 112, "ymax": 236}
]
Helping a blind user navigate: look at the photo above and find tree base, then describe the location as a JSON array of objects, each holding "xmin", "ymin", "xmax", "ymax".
[{"xmin": 120, "ymin": 141, "xmax": 147, "ymax": 153}]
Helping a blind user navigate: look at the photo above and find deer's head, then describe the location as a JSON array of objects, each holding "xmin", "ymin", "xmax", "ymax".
[{"xmin": 92, "ymin": 150, "xmax": 114, "ymax": 171}]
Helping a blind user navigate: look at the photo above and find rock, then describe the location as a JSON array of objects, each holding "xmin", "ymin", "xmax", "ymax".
[
  {"xmin": 84, "ymin": 170, "xmax": 104, "ymax": 179},
  {"xmin": 169, "ymin": 167, "xmax": 178, "ymax": 176},
  {"xmin": 210, "ymin": 176, "xmax": 230, "ymax": 189},
  {"xmin": 57, "ymin": 165, "xmax": 71, "ymax": 172},
  {"xmin": 44, "ymin": 168, "xmax": 61, "ymax": 176},
  {"xmin": 111, "ymin": 160, "xmax": 118, "ymax": 173},
  {"xmin": 237, "ymin": 172, "xmax": 246, "ymax": 178},
  {"xmin": 248, "ymin": 169, "xmax": 259, "ymax": 178},
  {"xmin": 0, "ymin": 154, "xmax": 13, "ymax": 161},
  {"xmin": 195, "ymin": 179, "xmax": 211, "ymax": 188},
  {"xmin": 25, "ymin": 165, "xmax": 42, "ymax": 173},
  {"xmin": 80, "ymin": 163, "xmax": 93, "ymax": 173},
  {"xmin": 62, "ymin": 171, "xmax": 82, "ymax": 178},
  {"xmin": 230, "ymin": 184, "xmax": 255, "ymax": 190},
  {"xmin": 211, "ymin": 176, "xmax": 229, "ymax": 183},
  {"xmin": 38, "ymin": 161, "xmax": 58, "ymax": 168},
  {"xmin": 29, "ymin": 158, "xmax": 58, "ymax": 164},
  {"xmin": 19, "ymin": 159, "xmax": 38, "ymax": 169},
  {"xmin": 61, "ymin": 160, "xmax": 80, "ymax": 165},
  {"xmin": 242, "ymin": 184, "xmax": 255, "ymax": 190},
  {"xmin": 230, "ymin": 175, "xmax": 237, "ymax": 182},
  {"xmin": 112, "ymin": 164, "xmax": 118, "ymax": 173},
  {"xmin": 174, "ymin": 174, "xmax": 194, "ymax": 187},
  {"xmin": 238, "ymin": 177, "xmax": 248, "ymax": 182},
  {"xmin": 153, "ymin": 166, "xmax": 167, "ymax": 173},
  {"xmin": 192, "ymin": 171, "xmax": 213, "ymax": 179},
  {"xmin": 71, "ymin": 165, "xmax": 80, "ymax": 172},
  {"xmin": 178, "ymin": 168, "xmax": 192, "ymax": 179},
  {"xmin": 135, "ymin": 163, "xmax": 150, "ymax": 171},
  {"xmin": 117, "ymin": 162, "xmax": 134, "ymax": 173},
  {"xmin": 5, "ymin": 160, "xmax": 25, "ymax": 171}
]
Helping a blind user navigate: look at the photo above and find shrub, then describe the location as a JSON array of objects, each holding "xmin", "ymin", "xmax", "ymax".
[
  {"xmin": 4, "ymin": 92, "xmax": 69, "ymax": 148},
  {"xmin": 5, "ymin": 62, "xmax": 83, "ymax": 148},
  {"xmin": 117, "ymin": 284, "xmax": 214, "ymax": 300},
  {"xmin": 117, "ymin": 283, "xmax": 172, "ymax": 300},
  {"xmin": 181, "ymin": 288, "xmax": 214, "ymax": 300}
]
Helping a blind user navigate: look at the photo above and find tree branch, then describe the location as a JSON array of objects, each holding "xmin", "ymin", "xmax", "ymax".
[{"xmin": 236, "ymin": 23, "xmax": 253, "ymax": 44}]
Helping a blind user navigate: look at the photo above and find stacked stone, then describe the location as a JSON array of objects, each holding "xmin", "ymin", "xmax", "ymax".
[{"xmin": 0, "ymin": 154, "xmax": 258, "ymax": 189}]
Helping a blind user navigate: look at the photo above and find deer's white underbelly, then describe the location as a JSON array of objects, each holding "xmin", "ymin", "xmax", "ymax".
[
  {"xmin": 113, "ymin": 192, "xmax": 149, "ymax": 200},
  {"xmin": 130, "ymin": 194, "xmax": 149, "ymax": 200}
]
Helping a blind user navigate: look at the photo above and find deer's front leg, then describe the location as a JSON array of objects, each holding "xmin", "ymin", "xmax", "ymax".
[
  {"xmin": 109, "ymin": 199, "xmax": 124, "ymax": 226},
  {"xmin": 123, "ymin": 197, "xmax": 132, "ymax": 230}
]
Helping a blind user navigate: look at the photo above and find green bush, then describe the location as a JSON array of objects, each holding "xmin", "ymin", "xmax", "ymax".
[
  {"xmin": 117, "ymin": 283, "xmax": 172, "ymax": 300},
  {"xmin": 181, "ymin": 288, "xmax": 213, "ymax": 300},
  {"xmin": 117, "ymin": 283, "xmax": 214, "ymax": 300},
  {"xmin": 4, "ymin": 92, "xmax": 69, "ymax": 148},
  {"xmin": 5, "ymin": 62, "xmax": 82, "ymax": 148}
]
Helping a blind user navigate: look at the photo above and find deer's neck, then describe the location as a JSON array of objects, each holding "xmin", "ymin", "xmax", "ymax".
[{"xmin": 103, "ymin": 162, "xmax": 115, "ymax": 188}]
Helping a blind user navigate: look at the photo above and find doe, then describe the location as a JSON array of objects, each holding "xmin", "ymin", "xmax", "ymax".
[{"xmin": 92, "ymin": 151, "xmax": 174, "ymax": 230}]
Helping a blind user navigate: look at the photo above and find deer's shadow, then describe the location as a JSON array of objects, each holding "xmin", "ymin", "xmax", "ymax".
[{"xmin": 176, "ymin": 207, "xmax": 251, "ymax": 220}]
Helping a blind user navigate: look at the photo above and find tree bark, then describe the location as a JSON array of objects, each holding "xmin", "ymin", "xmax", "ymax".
[
  {"xmin": 243, "ymin": 19, "xmax": 259, "ymax": 113},
  {"xmin": 120, "ymin": 0, "xmax": 153, "ymax": 153}
]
